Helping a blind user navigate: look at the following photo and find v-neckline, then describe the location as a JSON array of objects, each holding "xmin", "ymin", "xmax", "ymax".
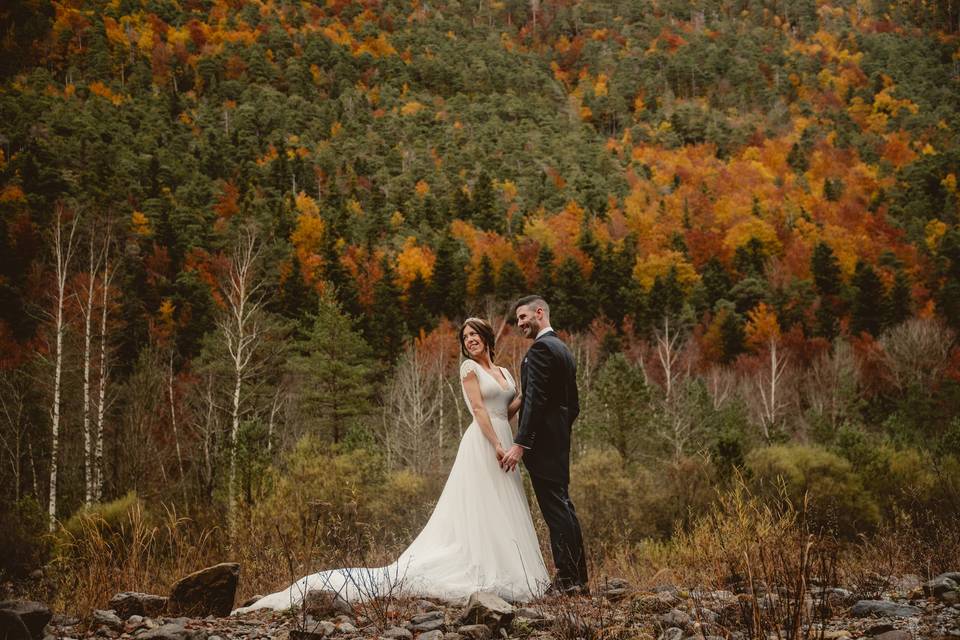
[{"xmin": 478, "ymin": 364, "xmax": 511, "ymax": 392}]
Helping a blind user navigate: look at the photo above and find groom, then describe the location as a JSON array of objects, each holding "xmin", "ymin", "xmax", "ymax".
[{"xmin": 501, "ymin": 295, "xmax": 588, "ymax": 594}]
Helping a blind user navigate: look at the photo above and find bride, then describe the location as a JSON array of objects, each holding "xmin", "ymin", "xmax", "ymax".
[{"xmin": 233, "ymin": 318, "xmax": 549, "ymax": 612}]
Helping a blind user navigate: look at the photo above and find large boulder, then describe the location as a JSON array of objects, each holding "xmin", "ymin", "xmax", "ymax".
[
  {"xmin": 108, "ymin": 591, "xmax": 168, "ymax": 619},
  {"xmin": 168, "ymin": 562, "xmax": 240, "ymax": 617},
  {"xmin": 0, "ymin": 609, "xmax": 31, "ymax": 640},
  {"xmin": 457, "ymin": 592, "xmax": 514, "ymax": 632},
  {"xmin": 0, "ymin": 601, "xmax": 52, "ymax": 640},
  {"xmin": 923, "ymin": 573, "xmax": 960, "ymax": 599}
]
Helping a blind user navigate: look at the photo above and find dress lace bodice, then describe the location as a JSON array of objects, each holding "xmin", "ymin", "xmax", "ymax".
[{"xmin": 459, "ymin": 359, "xmax": 516, "ymax": 420}]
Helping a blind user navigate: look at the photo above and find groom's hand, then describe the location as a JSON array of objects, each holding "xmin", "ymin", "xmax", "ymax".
[{"xmin": 501, "ymin": 444, "xmax": 524, "ymax": 472}]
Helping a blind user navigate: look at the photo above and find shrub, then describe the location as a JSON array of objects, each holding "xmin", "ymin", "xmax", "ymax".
[
  {"xmin": 55, "ymin": 491, "xmax": 145, "ymax": 559},
  {"xmin": 745, "ymin": 444, "xmax": 880, "ymax": 537},
  {"xmin": 0, "ymin": 496, "xmax": 51, "ymax": 579}
]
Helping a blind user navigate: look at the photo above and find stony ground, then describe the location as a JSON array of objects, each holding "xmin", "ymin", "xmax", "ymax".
[{"xmin": 7, "ymin": 572, "xmax": 960, "ymax": 640}]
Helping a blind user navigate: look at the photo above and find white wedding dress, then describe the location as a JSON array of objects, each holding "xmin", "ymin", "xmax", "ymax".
[{"xmin": 233, "ymin": 359, "xmax": 549, "ymax": 613}]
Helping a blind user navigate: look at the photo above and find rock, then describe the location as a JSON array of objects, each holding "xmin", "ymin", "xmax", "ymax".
[
  {"xmin": 657, "ymin": 628, "xmax": 683, "ymax": 640},
  {"xmin": 417, "ymin": 600, "xmax": 441, "ymax": 613},
  {"xmin": 0, "ymin": 609, "xmax": 32, "ymax": 640},
  {"xmin": 873, "ymin": 631, "xmax": 912, "ymax": 640},
  {"xmin": 821, "ymin": 632, "xmax": 851, "ymax": 639},
  {"xmin": 599, "ymin": 578, "xmax": 633, "ymax": 601},
  {"xmin": 850, "ymin": 600, "xmax": 922, "ymax": 618},
  {"xmin": 409, "ymin": 618, "xmax": 446, "ymax": 633},
  {"xmin": 109, "ymin": 592, "xmax": 168, "ymax": 619},
  {"xmin": 136, "ymin": 622, "xmax": 203, "ymax": 640},
  {"xmin": 896, "ymin": 575, "xmax": 923, "ymax": 592},
  {"xmin": 442, "ymin": 633, "xmax": 464, "ymax": 640},
  {"xmin": 0, "ymin": 601, "xmax": 53, "ymax": 640},
  {"xmin": 457, "ymin": 593, "xmax": 514, "ymax": 631},
  {"xmin": 634, "ymin": 594, "xmax": 675, "ymax": 615},
  {"xmin": 409, "ymin": 610, "xmax": 444, "ymax": 626},
  {"xmin": 456, "ymin": 624, "xmax": 491, "ymax": 640},
  {"xmin": 303, "ymin": 590, "xmax": 353, "ymax": 618},
  {"xmin": 657, "ymin": 609, "xmax": 690, "ymax": 629},
  {"xmin": 866, "ymin": 623, "xmax": 895, "ymax": 635},
  {"xmin": 92, "ymin": 610, "xmax": 123, "ymax": 631},
  {"xmin": 381, "ymin": 627, "xmax": 412, "ymax": 640},
  {"xmin": 513, "ymin": 608, "xmax": 543, "ymax": 620},
  {"xmin": 925, "ymin": 575, "xmax": 960, "ymax": 599},
  {"xmin": 335, "ymin": 622, "xmax": 357, "ymax": 634},
  {"xmin": 311, "ymin": 621, "xmax": 336, "ymax": 636},
  {"xmin": 419, "ymin": 631, "xmax": 444, "ymax": 640},
  {"xmin": 167, "ymin": 563, "xmax": 240, "ymax": 618}
]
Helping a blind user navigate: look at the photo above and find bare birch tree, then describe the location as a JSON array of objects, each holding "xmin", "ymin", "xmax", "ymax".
[
  {"xmin": 216, "ymin": 226, "xmax": 267, "ymax": 523},
  {"xmin": 46, "ymin": 203, "xmax": 79, "ymax": 530},
  {"xmin": 381, "ymin": 344, "xmax": 446, "ymax": 474},
  {"xmin": 0, "ymin": 369, "xmax": 30, "ymax": 502}
]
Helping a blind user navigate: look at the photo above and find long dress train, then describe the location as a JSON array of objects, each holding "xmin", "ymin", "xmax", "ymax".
[{"xmin": 232, "ymin": 359, "xmax": 548, "ymax": 612}]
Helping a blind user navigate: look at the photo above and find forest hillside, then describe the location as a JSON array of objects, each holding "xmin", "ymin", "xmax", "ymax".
[{"xmin": 1, "ymin": 0, "xmax": 959, "ymax": 622}]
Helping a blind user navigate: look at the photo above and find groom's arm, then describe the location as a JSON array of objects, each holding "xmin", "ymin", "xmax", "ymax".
[{"xmin": 515, "ymin": 341, "xmax": 552, "ymax": 449}]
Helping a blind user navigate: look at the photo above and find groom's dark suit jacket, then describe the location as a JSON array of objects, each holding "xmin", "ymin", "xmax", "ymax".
[{"xmin": 516, "ymin": 330, "xmax": 580, "ymax": 484}]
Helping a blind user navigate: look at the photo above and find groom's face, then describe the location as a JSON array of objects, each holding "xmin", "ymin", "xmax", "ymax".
[{"xmin": 516, "ymin": 304, "xmax": 542, "ymax": 339}]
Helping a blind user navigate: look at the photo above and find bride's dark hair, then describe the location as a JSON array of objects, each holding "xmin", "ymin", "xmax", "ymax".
[{"xmin": 459, "ymin": 317, "xmax": 496, "ymax": 359}]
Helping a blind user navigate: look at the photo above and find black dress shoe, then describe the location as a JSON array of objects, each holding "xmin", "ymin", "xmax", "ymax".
[{"xmin": 544, "ymin": 580, "xmax": 588, "ymax": 597}]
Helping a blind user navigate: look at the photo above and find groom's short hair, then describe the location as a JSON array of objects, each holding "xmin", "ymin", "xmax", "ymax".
[{"xmin": 515, "ymin": 295, "xmax": 549, "ymax": 316}]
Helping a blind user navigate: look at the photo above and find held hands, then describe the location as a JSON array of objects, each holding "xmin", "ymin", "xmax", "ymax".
[
  {"xmin": 494, "ymin": 443, "xmax": 506, "ymax": 463},
  {"xmin": 500, "ymin": 444, "xmax": 524, "ymax": 473}
]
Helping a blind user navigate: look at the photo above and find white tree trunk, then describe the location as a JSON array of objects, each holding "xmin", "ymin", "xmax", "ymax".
[
  {"xmin": 218, "ymin": 227, "xmax": 264, "ymax": 526},
  {"xmin": 94, "ymin": 240, "xmax": 113, "ymax": 502},
  {"xmin": 81, "ymin": 234, "xmax": 100, "ymax": 505},
  {"xmin": 169, "ymin": 353, "xmax": 187, "ymax": 504},
  {"xmin": 49, "ymin": 204, "xmax": 79, "ymax": 530}
]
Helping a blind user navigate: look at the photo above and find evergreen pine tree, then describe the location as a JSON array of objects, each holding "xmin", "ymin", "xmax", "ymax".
[
  {"xmin": 474, "ymin": 254, "xmax": 497, "ymax": 300},
  {"xmin": 370, "ymin": 256, "xmax": 407, "ymax": 359},
  {"xmin": 648, "ymin": 268, "xmax": 686, "ymax": 326},
  {"xmin": 552, "ymin": 257, "xmax": 593, "ymax": 331},
  {"xmin": 496, "ymin": 259, "xmax": 528, "ymax": 302},
  {"xmin": 428, "ymin": 233, "xmax": 467, "ymax": 320},
  {"xmin": 404, "ymin": 272, "xmax": 433, "ymax": 337},
  {"xmin": 295, "ymin": 291, "xmax": 376, "ymax": 443},
  {"xmin": 535, "ymin": 244, "xmax": 556, "ymax": 300},
  {"xmin": 850, "ymin": 261, "xmax": 886, "ymax": 336},
  {"xmin": 811, "ymin": 241, "xmax": 843, "ymax": 297},
  {"xmin": 886, "ymin": 268, "xmax": 912, "ymax": 327},
  {"xmin": 811, "ymin": 241, "xmax": 844, "ymax": 339},
  {"xmin": 276, "ymin": 254, "xmax": 319, "ymax": 325},
  {"xmin": 733, "ymin": 237, "xmax": 767, "ymax": 277},
  {"xmin": 936, "ymin": 229, "xmax": 960, "ymax": 331},
  {"xmin": 701, "ymin": 257, "xmax": 733, "ymax": 310},
  {"xmin": 471, "ymin": 172, "xmax": 503, "ymax": 233}
]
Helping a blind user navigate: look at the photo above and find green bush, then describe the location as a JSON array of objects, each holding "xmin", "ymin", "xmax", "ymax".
[
  {"xmin": 55, "ymin": 491, "xmax": 145, "ymax": 559},
  {"xmin": 570, "ymin": 449, "xmax": 717, "ymax": 548},
  {"xmin": 0, "ymin": 496, "xmax": 51, "ymax": 579},
  {"xmin": 250, "ymin": 435, "xmax": 434, "ymax": 555},
  {"xmin": 745, "ymin": 444, "xmax": 880, "ymax": 538}
]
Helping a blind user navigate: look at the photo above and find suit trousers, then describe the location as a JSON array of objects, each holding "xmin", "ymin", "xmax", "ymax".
[{"xmin": 530, "ymin": 474, "xmax": 588, "ymax": 588}]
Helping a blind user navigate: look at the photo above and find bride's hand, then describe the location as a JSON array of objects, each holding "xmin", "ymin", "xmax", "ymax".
[{"xmin": 495, "ymin": 443, "xmax": 506, "ymax": 462}]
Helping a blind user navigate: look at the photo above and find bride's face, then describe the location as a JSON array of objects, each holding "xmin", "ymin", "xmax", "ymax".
[{"xmin": 462, "ymin": 326, "xmax": 487, "ymax": 359}]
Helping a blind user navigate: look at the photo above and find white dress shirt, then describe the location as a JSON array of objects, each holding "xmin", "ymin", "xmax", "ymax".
[{"xmin": 535, "ymin": 326, "xmax": 554, "ymax": 339}]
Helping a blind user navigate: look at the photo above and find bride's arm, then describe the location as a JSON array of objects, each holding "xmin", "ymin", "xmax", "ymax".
[
  {"xmin": 462, "ymin": 372, "xmax": 507, "ymax": 459},
  {"xmin": 505, "ymin": 368, "xmax": 522, "ymax": 420},
  {"xmin": 507, "ymin": 392, "xmax": 522, "ymax": 420}
]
